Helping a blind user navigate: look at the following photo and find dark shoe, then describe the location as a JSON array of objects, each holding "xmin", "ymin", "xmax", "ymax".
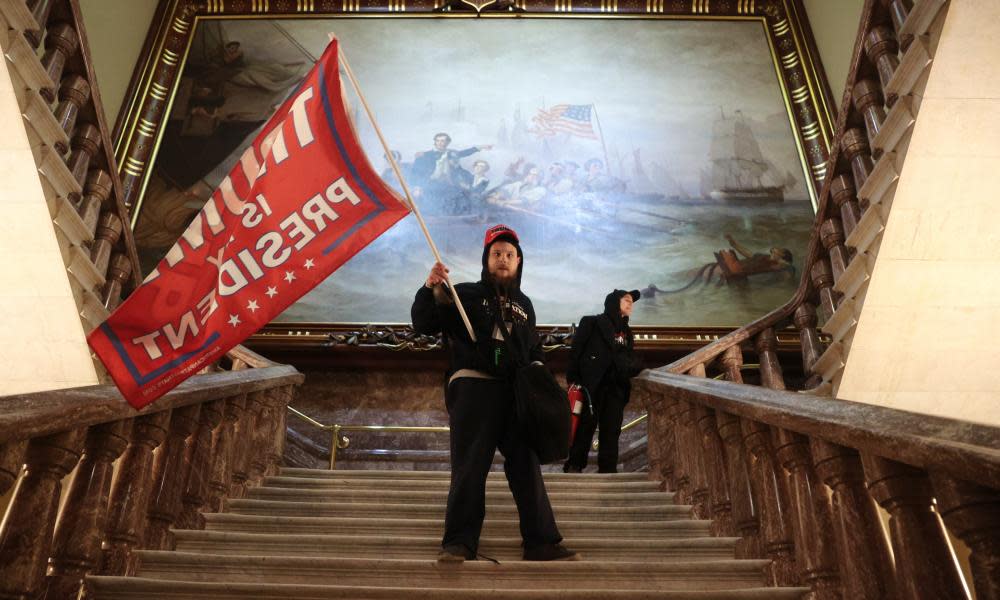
[
  {"xmin": 523, "ymin": 543, "xmax": 580, "ymax": 561},
  {"xmin": 437, "ymin": 544, "xmax": 475, "ymax": 562},
  {"xmin": 563, "ymin": 463, "xmax": 582, "ymax": 474}
]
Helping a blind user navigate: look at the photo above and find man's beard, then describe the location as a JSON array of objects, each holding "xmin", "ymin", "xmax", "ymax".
[{"xmin": 486, "ymin": 269, "xmax": 519, "ymax": 296}]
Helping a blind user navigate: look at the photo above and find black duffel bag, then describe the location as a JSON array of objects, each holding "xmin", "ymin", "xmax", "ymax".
[{"xmin": 495, "ymin": 314, "xmax": 570, "ymax": 464}]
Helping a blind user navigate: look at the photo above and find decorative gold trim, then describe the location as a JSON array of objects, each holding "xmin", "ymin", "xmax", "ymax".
[
  {"xmin": 149, "ymin": 81, "xmax": 169, "ymax": 101},
  {"xmin": 162, "ymin": 48, "xmax": 180, "ymax": 67},
  {"xmin": 737, "ymin": 0, "xmax": 755, "ymax": 14},
  {"xmin": 781, "ymin": 0, "xmax": 833, "ymax": 149},
  {"xmin": 388, "ymin": 0, "xmax": 407, "ymax": 11},
  {"xmin": 137, "ymin": 118, "xmax": 157, "ymax": 138},
  {"xmin": 780, "ymin": 50, "xmax": 800, "ymax": 70},
  {"xmin": 801, "ymin": 121, "xmax": 821, "ymax": 141},
  {"xmin": 691, "ymin": 0, "xmax": 709, "ymax": 14},
  {"xmin": 761, "ymin": 18, "xmax": 818, "ymax": 210},
  {"xmin": 646, "ymin": 0, "xmax": 664, "ymax": 13},
  {"xmin": 205, "ymin": 0, "xmax": 226, "ymax": 14},
  {"xmin": 772, "ymin": 17, "xmax": 790, "ymax": 36},
  {"xmin": 171, "ymin": 16, "xmax": 191, "ymax": 35},
  {"xmin": 555, "ymin": 0, "xmax": 572, "ymax": 12},
  {"xmin": 251, "ymin": 0, "xmax": 270, "ymax": 12},
  {"xmin": 124, "ymin": 156, "xmax": 146, "ymax": 177},
  {"xmin": 790, "ymin": 84, "xmax": 809, "ymax": 104},
  {"xmin": 342, "ymin": 0, "xmax": 361, "ymax": 11},
  {"xmin": 600, "ymin": 0, "xmax": 618, "ymax": 12}
]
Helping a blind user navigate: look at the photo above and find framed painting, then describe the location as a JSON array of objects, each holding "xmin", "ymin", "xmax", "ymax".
[{"xmin": 115, "ymin": 0, "xmax": 834, "ymax": 349}]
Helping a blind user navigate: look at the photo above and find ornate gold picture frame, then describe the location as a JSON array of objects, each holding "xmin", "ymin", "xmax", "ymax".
[{"xmin": 114, "ymin": 0, "xmax": 833, "ymax": 351}]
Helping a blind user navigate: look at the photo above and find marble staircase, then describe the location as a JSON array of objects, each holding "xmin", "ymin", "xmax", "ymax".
[{"xmin": 86, "ymin": 469, "xmax": 809, "ymax": 599}]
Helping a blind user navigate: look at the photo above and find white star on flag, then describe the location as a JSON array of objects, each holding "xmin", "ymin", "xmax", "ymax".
[
  {"xmin": 265, "ymin": 286, "xmax": 278, "ymax": 298},
  {"xmin": 304, "ymin": 258, "xmax": 315, "ymax": 270},
  {"xmin": 227, "ymin": 314, "xmax": 241, "ymax": 327},
  {"xmin": 284, "ymin": 271, "xmax": 296, "ymax": 283},
  {"xmin": 247, "ymin": 299, "xmax": 260, "ymax": 313}
]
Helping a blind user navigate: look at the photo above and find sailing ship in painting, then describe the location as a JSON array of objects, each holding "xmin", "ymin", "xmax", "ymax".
[{"xmin": 700, "ymin": 109, "xmax": 798, "ymax": 204}]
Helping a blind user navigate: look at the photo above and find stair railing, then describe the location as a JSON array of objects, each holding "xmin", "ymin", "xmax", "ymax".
[
  {"xmin": 2, "ymin": 0, "xmax": 145, "ymax": 336},
  {"xmin": 633, "ymin": 369, "xmax": 998, "ymax": 600},
  {"xmin": 634, "ymin": 2, "xmax": 1000, "ymax": 599},
  {"xmin": 0, "ymin": 346, "xmax": 304, "ymax": 600},
  {"xmin": 287, "ymin": 406, "xmax": 449, "ymax": 469}
]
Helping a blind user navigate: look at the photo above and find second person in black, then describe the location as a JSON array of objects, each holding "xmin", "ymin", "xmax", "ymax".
[{"xmin": 564, "ymin": 289, "xmax": 643, "ymax": 473}]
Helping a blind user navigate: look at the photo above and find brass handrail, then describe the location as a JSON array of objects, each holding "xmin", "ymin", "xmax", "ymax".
[
  {"xmin": 287, "ymin": 406, "xmax": 449, "ymax": 469},
  {"xmin": 290, "ymin": 364, "xmax": 767, "ymax": 464}
]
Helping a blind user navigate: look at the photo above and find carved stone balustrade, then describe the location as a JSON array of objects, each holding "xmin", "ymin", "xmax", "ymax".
[
  {"xmin": 773, "ymin": 429, "xmax": 842, "ymax": 600},
  {"xmin": 830, "ymin": 174, "xmax": 861, "ymax": 238},
  {"xmin": 793, "ymin": 303, "xmax": 823, "ymax": 388},
  {"xmin": 863, "ymin": 457, "xmax": 967, "ymax": 599},
  {"xmin": 812, "ymin": 440, "xmax": 895, "ymax": 600},
  {"xmin": 0, "ymin": 441, "xmax": 27, "ymax": 497},
  {"xmin": 0, "ymin": 355, "xmax": 302, "ymax": 600},
  {"xmin": 79, "ymin": 169, "xmax": 112, "ymax": 237},
  {"xmin": 101, "ymin": 411, "xmax": 171, "ymax": 576},
  {"xmin": 741, "ymin": 417, "xmax": 797, "ymax": 586},
  {"xmin": 932, "ymin": 476, "xmax": 1000, "ymax": 600},
  {"xmin": 54, "ymin": 74, "xmax": 91, "ymax": 146},
  {"xmin": 636, "ymin": 368, "xmax": 1000, "ymax": 600},
  {"xmin": 820, "ymin": 218, "xmax": 850, "ymax": 283},
  {"xmin": 863, "ymin": 25, "xmax": 901, "ymax": 101},
  {"xmin": 67, "ymin": 123, "xmax": 102, "ymax": 193},
  {"xmin": 841, "ymin": 128, "xmax": 875, "ymax": 198},
  {"xmin": 0, "ymin": 429, "xmax": 86, "ymax": 599},
  {"xmin": 43, "ymin": 421, "xmax": 129, "ymax": 600},
  {"xmin": 40, "ymin": 22, "xmax": 78, "ymax": 102},
  {"xmin": 852, "ymin": 79, "xmax": 887, "ymax": 151},
  {"xmin": 91, "ymin": 211, "xmax": 123, "ymax": 279},
  {"xmin": 101, "ymin": 252, "xmax": 132, "ymax": 311},
  {"xmin": 882, "ymin": 0, "xmax": 913, "ymax": 50},
  {"xmin": 25, "ymin": 0, "xmax": 56, "ymax": 48},
  {"xmin": 810, "ymin": 258, "xmax": 838, "ymax": 322},
  {"xmin": 144, "ymin": 405, "xmax": 202, "ymax": 551},
  {"xmin": 178, "ymin": 399, "xmax": 227, "ymax": 530}
]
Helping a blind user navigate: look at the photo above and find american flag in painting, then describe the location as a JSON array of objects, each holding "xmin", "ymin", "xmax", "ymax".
[{"xmin": 531, "ymin": 104, "xmax": 598, "ymax": 139}]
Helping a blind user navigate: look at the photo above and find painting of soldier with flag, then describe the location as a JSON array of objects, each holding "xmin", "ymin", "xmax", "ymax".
[{"xmin": 132, "ymin": 16, "xmax": 819, "ymax": 328}]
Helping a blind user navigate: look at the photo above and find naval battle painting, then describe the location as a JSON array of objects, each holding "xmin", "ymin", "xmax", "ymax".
[{"xmin": 132, "ymin": 17, "xmax": 819, "ymax": 327}]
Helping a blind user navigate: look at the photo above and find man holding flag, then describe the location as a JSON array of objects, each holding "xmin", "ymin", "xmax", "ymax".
[
  {"xmin": 412, "ymin": 225, "xmax": 579, "ymax": 563},
  {"xmin": 89, "ymin": 39, "xmax": 410, "ymax": 408}
]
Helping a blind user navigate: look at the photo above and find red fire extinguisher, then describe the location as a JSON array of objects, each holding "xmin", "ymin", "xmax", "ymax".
[{"xmin": 567, "ymin": 384, "xmax": 586, "ymax": 446}]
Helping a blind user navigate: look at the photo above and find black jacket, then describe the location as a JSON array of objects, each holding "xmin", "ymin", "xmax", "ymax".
[
  {"xmin": 412, "ymin": 281, "xmax": 544, "ymax": 380},
  {"xmin": 567, "ymin": 293, "xmax": 641, "ymax": 402}
]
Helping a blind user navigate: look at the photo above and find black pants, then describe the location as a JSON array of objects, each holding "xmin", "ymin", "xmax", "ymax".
[
  {"xmin": 443, "ymin": 377, "xmax": 562, "ymax": 554},
  {"xmin": 565, "ymin": 376, "xmax": 626, "ymax": 473}
]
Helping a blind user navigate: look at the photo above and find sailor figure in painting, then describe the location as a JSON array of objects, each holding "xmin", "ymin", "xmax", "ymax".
[
  {"xmin": 410, "ymin": 132, "xmax": 493, "ymax": 214},
  {"xmin": 701, "ymin": 109, "xmax": 798, "ymax": 204}
]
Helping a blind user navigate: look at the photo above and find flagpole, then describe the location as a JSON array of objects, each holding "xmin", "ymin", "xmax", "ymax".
[
  {"xmin": 590, "ymin": 103, "xmax": 613, "ymax": 178},
  {"xmin": 333, "ymin": 40, "xmax": 477, "ymax": 342}
]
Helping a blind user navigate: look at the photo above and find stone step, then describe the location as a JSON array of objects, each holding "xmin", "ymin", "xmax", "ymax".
[
  {"xmin": 172, "ymin": 530, "xmax": 738, "ymax": 561},
  {"xmin": 226, "ymin": 499, "xmax": 693, "ymax": 521},
  {"xmin": 281, "ymin": 468, "xmax": 650, "ymax": 482},
  {"xmin": 264, "ymin": 475, "xmax": 663, "ymax": 493},
  {"xmin": 134, "ymin": 552, "xmax": 772, "ymax": 591},
  {"xmin": 248, "ymin": 486, "xmax": 674, "ymax": 508},
  {"xmin": 204, "ymin": 514, "xmax": 714, "ymax": 539},
  {"xmin": 87, "ymin": 577, "xmax": 809, "ymax": 600}
]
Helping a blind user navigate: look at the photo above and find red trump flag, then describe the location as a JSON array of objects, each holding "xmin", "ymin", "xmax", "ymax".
[{"xmin": 89, "ymin": 40, "xmax": 410, "ymax": 408}]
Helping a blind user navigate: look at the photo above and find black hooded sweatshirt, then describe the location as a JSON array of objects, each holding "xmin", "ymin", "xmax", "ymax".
[
  {"xmin": 411, "ymin": 238, "xmax": 543, "ymax": 382},
  {"xmin": 567, "ymin": 290, "xmax": 640, "ymax": 401}
]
